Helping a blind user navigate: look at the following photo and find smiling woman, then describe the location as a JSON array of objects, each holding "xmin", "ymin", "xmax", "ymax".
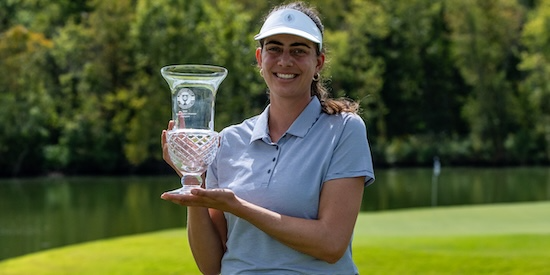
[{"xmin": 159, "ymin": 1, "xmax": 375, "ymax": 274}]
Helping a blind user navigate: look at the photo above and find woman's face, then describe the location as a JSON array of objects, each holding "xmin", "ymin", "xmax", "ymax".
[{"xmin": 256, "ymin": 34, "xmax": 324, "ymax": 101}]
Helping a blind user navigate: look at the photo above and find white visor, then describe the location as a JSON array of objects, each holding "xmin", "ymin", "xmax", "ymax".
[{"xmin": 254, "ymin": 9, "xmax": 322, "ymax": 51}]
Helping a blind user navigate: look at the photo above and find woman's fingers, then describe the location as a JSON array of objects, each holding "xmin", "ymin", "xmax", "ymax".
[
  {"xmin": 177, "ymin": 111, "xmax": 185, "ymax": 128},
  {"xmin": 160, "ymin": 192, "xmax": 190, "ymax": 205},
  {"xmin": 161, "ymin": 120, "xmax": 180, "ymax": 174},
  {"xmin": 160, "ymin": 189, "xmax": 236, "ymax": 210},
  {"xmin": 160, "ymin": 192, "xmax": 207, "ymax": 207},
  {"xmin": 161, "ymin": 120, "xmax": 174, "ymax": 147}
]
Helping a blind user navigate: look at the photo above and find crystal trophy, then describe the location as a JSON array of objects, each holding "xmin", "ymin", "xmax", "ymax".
[{"xmin": 161, "ymin": 65, "xmax": 227, "ymax": 194}]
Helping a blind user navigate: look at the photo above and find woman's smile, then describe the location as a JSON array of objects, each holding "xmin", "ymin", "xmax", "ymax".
[{"xmin": 276, "ymin": 73, "xmax": 297, "ymax": 79}]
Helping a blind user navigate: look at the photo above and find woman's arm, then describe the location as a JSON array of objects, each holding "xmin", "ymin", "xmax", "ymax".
[
  {"xmin": 161, "ymin": 176, "xmax": 365, "ymax": 263},
  {"xmin": 234, "ymin": 177, "xmax": 365, "ymax": 263},
  {"xmin": 185, "ymin": 207, "xmax": 226, "ymax": 275}
]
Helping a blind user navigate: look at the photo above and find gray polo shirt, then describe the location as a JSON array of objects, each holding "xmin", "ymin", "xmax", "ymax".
[{"xmin": 206, "ymin": 96, "xmax": 374, "ymax": 274}]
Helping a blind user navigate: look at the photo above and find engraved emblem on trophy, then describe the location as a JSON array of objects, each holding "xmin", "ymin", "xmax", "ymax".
[{"xmin": 161, "ymin": 65, "xmax": 227, "ymax": 194}]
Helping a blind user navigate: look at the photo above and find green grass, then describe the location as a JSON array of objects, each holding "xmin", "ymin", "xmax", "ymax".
[
  {"xmin": 354, "ymin": 202, "xmax": 550, "ymax": 274},
  {"xmin": 1, "ymin": 202, "xmax": 549, "ymax": 275}
]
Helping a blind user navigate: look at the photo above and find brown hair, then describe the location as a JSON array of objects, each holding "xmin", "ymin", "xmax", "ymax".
[{"xmin": 259, "ymin": 1, "xmax": 360, "ymax": 115}]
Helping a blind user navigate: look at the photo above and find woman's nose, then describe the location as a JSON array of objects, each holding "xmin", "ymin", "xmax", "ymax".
[{"xmin": 278, "ymin": 51, "xmax": 294, "ymax": 67}]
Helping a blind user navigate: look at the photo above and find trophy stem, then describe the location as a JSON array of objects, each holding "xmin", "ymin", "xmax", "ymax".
[{"xmin": 167, "ymin": 173, "xmax": 203, "ymax": 194}]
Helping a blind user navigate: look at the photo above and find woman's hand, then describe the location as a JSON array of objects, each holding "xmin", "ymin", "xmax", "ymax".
[
  {"xmin": 161, "ymin": 120, "xmax": 181, "ymax": 176},
  {"xmin": 161, "ymin": 112, "xmax": 186, "ymax": 177},
  {"xmin": 160, "ymin": 188, "xmax": 238, "ymax": 212}
]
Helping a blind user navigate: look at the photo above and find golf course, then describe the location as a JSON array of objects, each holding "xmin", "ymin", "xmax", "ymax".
[{"xmin": 0, "ymin": 201, "xmax": 548, "ymax": 274}]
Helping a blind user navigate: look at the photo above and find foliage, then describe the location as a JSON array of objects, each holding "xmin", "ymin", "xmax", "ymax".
[
  {"xmin": 519, "ymin": 0, "xmax": 550, "ymax": 162},
  {"xmin": 0, "ymin": 25, "xmax": 55, "ymax": 176},
  {"xmin": 370, "ymin": 0, "xmax": 468, "ymax": 141},
  {"xmin": 446, "ymin": 0, "xmax": 526, "ymax": 164},
  {"xmin": 326, "ymin": 0, "xmax": 389, "ymax": 141},
  {"xmin": 1, "ymin": 0, "xmax": 550, "ymax": 176}
]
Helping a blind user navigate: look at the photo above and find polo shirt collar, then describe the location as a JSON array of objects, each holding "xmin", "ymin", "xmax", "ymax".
[{"xmin": 251, "ymin": 96, "xmax": 322, "ymax": 143}]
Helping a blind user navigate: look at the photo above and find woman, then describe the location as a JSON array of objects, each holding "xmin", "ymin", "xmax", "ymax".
[{"xmin": 161, "ymin": 2, "xmax": 375, "ymax": 274}]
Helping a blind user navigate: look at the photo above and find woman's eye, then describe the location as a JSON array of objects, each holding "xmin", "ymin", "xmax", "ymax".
[
  {"xmin": 292, "ymin": 49, "xmax": 307, "ymax": 55},
  {"xmin": 267, "ymin": 47, "xmax": 282, "ymax": 53}
]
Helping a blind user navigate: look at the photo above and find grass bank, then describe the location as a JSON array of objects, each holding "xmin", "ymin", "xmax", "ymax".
[{"xmin": 1, "ymin": 202, "xmax": 549, "ymax": 274}]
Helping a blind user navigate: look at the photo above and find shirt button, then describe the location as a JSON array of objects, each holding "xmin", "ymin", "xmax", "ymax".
[
  {"xmin": 267, "ymin": 169, "xmax": 271, "ymax": 174},
  {"xmin": 272, "ymin": 157, "xmax": 276, "ymax": 162}
]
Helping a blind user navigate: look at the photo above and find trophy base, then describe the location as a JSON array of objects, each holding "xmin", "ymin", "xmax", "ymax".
[{"xmin": 166, "ymin": 185, "xmax": 202, "ymax": 195}]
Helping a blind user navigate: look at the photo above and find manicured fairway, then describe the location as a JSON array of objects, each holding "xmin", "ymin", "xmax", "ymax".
[
  {"xmin": 354, "ymin": 202, "xmax": 550, "ymax": 274},
  {"xmin": 1, "ymin": 202, "xmax": 549, "ymax": 274}
]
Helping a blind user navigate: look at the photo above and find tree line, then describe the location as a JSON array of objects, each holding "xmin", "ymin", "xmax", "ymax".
[{"xmin": 1, "ymin": 0, "xmax": 549, "ymax": 177}]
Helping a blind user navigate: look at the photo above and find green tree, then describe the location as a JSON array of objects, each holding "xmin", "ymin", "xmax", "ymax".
[
  {"xmin": 0, "ymin": 0, "xmax": 91, "ymax": 37},
  {"xmin": 446, "ymin": 0, "xmax": 526, "ymax": 163},
  {"xmin": 326, "ymin": 0, "xmax": 389, "ymax": 142},
  {"xmin": 0, "ymin": 26, "xmax": 56, "ymax": 176},
  {"xmin": 519, "ymin": 0, "xmax": 550, "ymax": 162},
  {"xmin": 49, "ymin": 0, "xmax": 135, "ymax": 173},
  {"xmin": 376, "ymin": 0, "xmax": 467, "ymax": 138}
]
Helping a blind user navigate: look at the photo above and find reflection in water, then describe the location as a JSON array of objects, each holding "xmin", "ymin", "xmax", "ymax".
[
  {"xmin": 0, "ymin": 176, "xmax": 186, "ymax": 261},
  {"xmin": 362, "ymin": 167, "xmax": 550, "ymax": 211},
  {"xmin": 0, "ymin": 168, "xmax": 549, "ymax": 261}
]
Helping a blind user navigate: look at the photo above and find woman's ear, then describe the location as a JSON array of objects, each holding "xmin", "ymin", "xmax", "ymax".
[
  {"xmin": 255, "ymin": 47, "xmax": 262, "ymax": 67},
  {"xmin": 316, "ymin": 52, "xmax": 325, "ymax": 71}
]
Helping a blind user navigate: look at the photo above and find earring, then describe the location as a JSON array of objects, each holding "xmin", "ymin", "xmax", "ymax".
[
  {"xmin": 260, "ymin": 69, "xmax": 264, "ymax": 77},
  {"xmin": 313, "ymin": 72, "xmax": 320, "ymax": 82}
]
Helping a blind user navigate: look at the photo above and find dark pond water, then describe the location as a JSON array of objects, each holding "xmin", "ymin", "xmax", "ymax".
[{"xmin": 1, "ymin": 167, "xmax": 549, "ymax": 261}]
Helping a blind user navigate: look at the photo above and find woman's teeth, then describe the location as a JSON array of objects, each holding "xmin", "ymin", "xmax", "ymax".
[{"xmin": 277, "ymin": 73, "xmax": 296, "ymax": 79}]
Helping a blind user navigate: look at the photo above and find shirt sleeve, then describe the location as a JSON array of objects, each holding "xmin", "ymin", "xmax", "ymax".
[{"xmin": 325, "ymin": 113, "xmax": 375, "ymax": 186}]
